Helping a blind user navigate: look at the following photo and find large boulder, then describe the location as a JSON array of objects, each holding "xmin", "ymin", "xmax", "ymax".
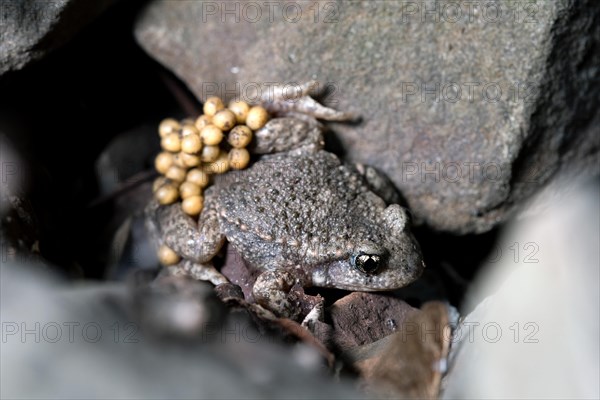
[
  {"xmin": 0, "ymin": 0, "xmax": 116, "ymax": 75},
  {"xmin": 443, "ymin": 179, "xmax": 599, "ymax": 398},
  {"xmin": 134, "ymin": 0, "xmax": 599, "ymax": 233},
  {"xmin": 1, "ymin": 262, "xmax": 362, "ymax": 398}
]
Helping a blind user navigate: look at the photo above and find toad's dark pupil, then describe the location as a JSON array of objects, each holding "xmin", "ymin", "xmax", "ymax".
[
  {"xmin": 355, "ymin": 254, "xmax": 380, "ymax": 274},
  {"xmin": 362, "ymin": 258, "xmax": 378, "ymax": 272}
]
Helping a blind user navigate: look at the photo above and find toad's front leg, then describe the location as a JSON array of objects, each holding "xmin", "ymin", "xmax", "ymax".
[
  {"xmin": 145, "ymin": 196, "xmax": 228, "ymax": 285},
  {"xmin": 252, "ymin": 268, "xmax": 323, "ymax": 324}
]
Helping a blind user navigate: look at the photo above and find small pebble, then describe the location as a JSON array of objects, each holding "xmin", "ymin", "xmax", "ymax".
[
  {"xmin": 158, "ymin": 118, "xmax": 180, "ymax": 138},
  {"xmin": 157, "ymin": 244, "xmax": 180, "ymax": 266},
  {"xmin": 182, "ymin": 195, "xmax": 204, "ymax": 216},
  {"xmin": 203, "ymin": 97, "xmax": 225, "ymax": 116},
  {"xmin": 228, "ymin": 125, "xmax": 253, "ymax": 148},
  {"xmin": 246, "ymin": 106, "xmax": 269, "ymax": 130},
  {"xmin": 228, "ymin": 148, "xmax": 250, "ymax": 170}
]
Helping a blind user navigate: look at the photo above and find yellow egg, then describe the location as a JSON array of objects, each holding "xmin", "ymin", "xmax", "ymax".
[
  {"xmin": 228, "ymin": 100, "xmax": 250, "ymax": 124},
  {"xmin": 227, "ymin": 125, "xmax": 253, "ymax": 148},
  {"xmin": 200, "ymin": 125, "xmax": 224, "ymax": 145},
  {"xmin": 154, "ymin": 152, "xmax": 174, "ymax": 174},
  {"xmin": 157, "ymin": 244, "xmax": 180, "ymax": 266},
  {"xmin": 155, "ymin": 184, "xmax": 179, "ymax": 205},
  {"xmin": 204, "ymin": 151, "xmax": 230, "ymax": 174},
  {"xmin": 179, "ymin": 181, "xmax": 202, "ymax": 199},
  {"xmin": 228, "ymin": 148, "xmax": 251, "ymax": 170},
  {"xmin": 165, "ymin": 165, "xmax": 187, "ymax": 182},
  {"xmin": 181, "ymin": 133, "xmax": 202, "ymax": 154},
  {"xmin": 180, "ymin": 152, "xmax": 201, "ymax": 167},
  {"xmin": 181, "ymin": 124, "xmax": 199, "ymax": 137},
  {"xmin": 212, "ymin": 109, "xmax": 236, "ymax": 131},
  {"xmin": 161, "ymin": 132, "xmax": 181, "ymax": 152},
  {"xmin": 186, "ymin": 168, "xmax": 210, "ymax": 188},
  {"xmin": 172, "ymin": 152, "xmax": 187, "ymax": 168},
  {"xmin": 158, "ymin": 118, "xmax": 180, "ymax": 138},
  {"xmin": 200, "ymin": 145, "xmax": 221, "ymax": 163},
  {"xmin": 203, "ymin": 97, "xmax": 225, "ymax": 116},
  {"xmin": 182, "ymin": 195, "xmax": 204, "ymax": 217},
  {"xmin": 152, "ymin": 176, "xmax": 169, "ymax": 192},
  {"xmin": 195, "ymin": 115, "xmax": 212, "ymax": 130},
  {"xmin": 246, "ymin": 106, "xmax": 269, "ymax": 130}
]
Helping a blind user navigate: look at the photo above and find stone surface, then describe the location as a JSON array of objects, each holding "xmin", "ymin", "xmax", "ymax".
[
  {"xmin": 329, "ymin": 292, "xmax": 417, "ymax": 350},
  {"xmin": 353, "ymin": 302, "xmax": 451, "ymax": 399},
  {"xmin": 0, "ymin": 0, "xmax": 116, "ymax": 75},
  {"xmin": 0, "ymin": 261, "xmax": 363, "ymax": 399},
  {"xmin": 135, "ymin": 0, "xmax": 600, "ymax": 233},
  {"xmin": 442, "ymin": 179, "xmax": 600, "ymax": 398}
]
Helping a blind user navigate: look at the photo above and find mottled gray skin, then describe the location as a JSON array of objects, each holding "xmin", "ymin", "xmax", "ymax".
[
  {"xmin": 219, "ymin": 149, "xmax": 423, "ymax": 291},
  {"xmin": 146, "ymin": 86, "xmax": 424, "ymax": 320}
]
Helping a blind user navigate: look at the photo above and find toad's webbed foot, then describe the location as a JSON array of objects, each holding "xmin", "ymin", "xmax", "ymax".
[
  {"xmin": 252, "ymin": 269, "xmax": 322, "ymax": 322},
  {"xmin": 251, "ymin": 82, "xmax": 358, "ymax": 156},
  {"xmin": 252, "ymin": 270, "xmax": 302, "ymax": 320},
  {"xmin": 260, "ymin": 81, "xmax": 357, "ymax": 122},
  {"xmin": 301, "ymin": 301, "xmax": 324, "ymax": 330}
]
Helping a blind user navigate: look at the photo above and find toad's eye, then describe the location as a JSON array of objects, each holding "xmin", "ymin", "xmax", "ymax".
[{"xmin": 352, "ymin": 254, "xmax": 381, "ymax": 275}]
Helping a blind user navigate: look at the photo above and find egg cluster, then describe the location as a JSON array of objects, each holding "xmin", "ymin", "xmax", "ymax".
[{"xmin": 152, "ymin": 98, "xmax": 270, "ymax": 218}]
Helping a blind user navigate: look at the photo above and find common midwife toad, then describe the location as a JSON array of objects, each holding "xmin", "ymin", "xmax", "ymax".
[{"xmin": 146, "ymin": 82, "xmax": 425, "ymax": 321}]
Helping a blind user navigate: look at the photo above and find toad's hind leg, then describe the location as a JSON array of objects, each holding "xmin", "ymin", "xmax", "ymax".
[
  {"xmin": 252, "ymin": 270, "xmax": 301, "ymax": 320},
  {"xmin": 252, "ymin": 269, "xmax": 324, "ymax": 324},
  {"xmin": 261, "ymin": 81, "xmax": 357, "ymax": 122},
  {"xmin": 164, "ymin": 259, "xmax": 228, "ymax": 286},
  {"xmin": 354, "ymin": 163, "xmax": 403, "ymax": 206},
  {"xmin": 145, "ymin": 198, "xmax": 226, "ymax": 264}
]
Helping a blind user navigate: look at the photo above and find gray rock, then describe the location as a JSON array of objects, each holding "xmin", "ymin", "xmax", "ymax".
[
  {"xmin": 442, "ymin": 179, "xmax": 600, "ymax": 398},
  {"xmin": 0, "ymin": 0, "xmax": 116, "ymax": 75},
  {"xmin": 134, "ymin": 0, "xmax": 599, "ymax": 233},
  {"xmin": 94, "ymin": 123, "xmax": 160, "ymax": 196},
  {"xmin": 0, "ymin": 134, "xmax": 23, "ymax": 216},
  {"xmin": 328, "ymin": 292, "xmax": 417, "ymax": 350},
  {"xmin": 0, "ymin": 261, "xmax": 363, "ymax": 399}
]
